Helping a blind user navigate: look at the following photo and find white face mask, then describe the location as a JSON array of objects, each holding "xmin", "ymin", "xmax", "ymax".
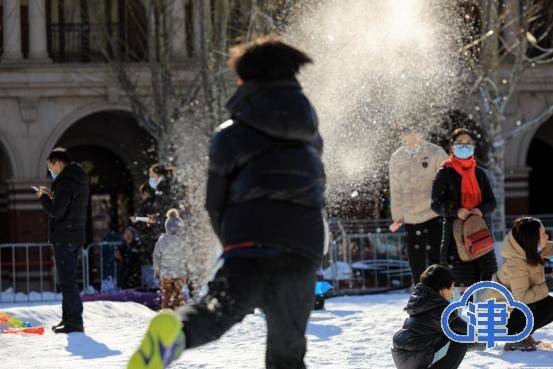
[{"xmin": 404, "ymin": 145, "xmax": 422, "ymax": 155}]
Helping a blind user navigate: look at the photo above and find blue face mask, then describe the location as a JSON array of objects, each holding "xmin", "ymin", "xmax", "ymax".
[
  {"xmin": 49, "ymin": 169, "xmax": 58, "ymax": 181},
  {"xmin": 448, "ymin": 287, "xmax": 461, "ymax": 303},
  {"xmin": 148, "ymin": 177, "xmax": 158, "ymax": 189},
  {"xmin": 453, "ymin": 144, "xmax": 475, "ymax": 160}
]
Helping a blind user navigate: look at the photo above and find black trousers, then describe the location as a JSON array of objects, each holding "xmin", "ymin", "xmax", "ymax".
[
  {"xmin": 405, "ymin": 217, "xmax": 442, "ymax": 284},
  {"xmin": 53, "ymin": 243, "xmax": 83, "ymax": 326},
  {"xmin": 508, "ymin": 295, "xmax": 553, "ymax": 335},
  {"xmin": 391, "ymin": 340, "xmax": 467, "ymax": 369},
  {"xmin": 180, "ymin": 253, "xmax": 318, "ymax": 369},
  {"xmin": 428, "ymin": 341, "xmax": 467, "ymax": 369}
]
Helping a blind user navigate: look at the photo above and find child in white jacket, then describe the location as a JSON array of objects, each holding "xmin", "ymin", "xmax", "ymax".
[{"xmin": 153, "ymin": 209, "xmax": 188, "ymax": 309}]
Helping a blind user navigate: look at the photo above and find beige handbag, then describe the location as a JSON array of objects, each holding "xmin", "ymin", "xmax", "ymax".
[{"xmin": 452, "ymin": 214, "xmax": 494, "ymax": 262}]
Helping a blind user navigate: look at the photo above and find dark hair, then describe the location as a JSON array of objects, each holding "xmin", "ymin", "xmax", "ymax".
[
  {"xmin": 512, "ymin": 217, "xmax": 544, "ymax": 266},
  {"xmin": 420, "ymin": 264, "xmax": 455, "ymax": 293},
  {"xmin": 449, "ymin": 128, "xmax": 475, "ymax": 147},
  {"xmin": 228, "ymin": 36, "xmax": 313, "ymax": 82},
  {"xmin": 150, "ymin": 163, "xmax": 169, "ymax": 177},
  {"xmin": 47, "ymin": 147, "xmax": 72, "ymax": 164},
  {"xmin": 139, "ymin": 183, "xmax": 155, "ymax": 196}
]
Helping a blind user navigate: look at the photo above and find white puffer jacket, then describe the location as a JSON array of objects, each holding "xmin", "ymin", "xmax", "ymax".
[{"xmin": 389, "ymin": 141, "xmax": 448, "ymax": 225}]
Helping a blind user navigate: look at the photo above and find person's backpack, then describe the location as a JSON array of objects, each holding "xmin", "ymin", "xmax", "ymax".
[{"xmin": 452, "ymin": 214, "xmax": 494, "ymax": 261}]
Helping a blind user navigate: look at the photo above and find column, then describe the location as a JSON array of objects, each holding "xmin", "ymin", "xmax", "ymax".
[
  {"xmin": 171, "ymin": 0, "xmax": 187, "ymax": 60},
  {"xmin": 2, "ymin": 0, "xmax": 23, "ymax": 62},
  {"xmin": 28, "ymin": 0, "xmax": 51, "ymax": 61},
  {"xmin": 191, "ymin": 0, "xmax": 201, "ymax": 57},
  {"xmin": 5, "ymin": 178, "xmax": 49, "ymax": 242}
]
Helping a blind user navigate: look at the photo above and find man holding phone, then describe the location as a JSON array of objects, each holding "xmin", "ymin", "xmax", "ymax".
[{"xmin": 36, "ymin": 148, "xmax": 90, "ymax": 334}]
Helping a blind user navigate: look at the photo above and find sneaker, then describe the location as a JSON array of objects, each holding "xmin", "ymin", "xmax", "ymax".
[
  {"xmin": 128, "ymin": 310, "xmax": 185, "ymax": 369},
  {"xmin": 467, "ymin": 342, "xmax": 487, "ymax": 351},
  {"xmin": 504, "ymin": 338, "xmax": 537, "ymax": 352}
]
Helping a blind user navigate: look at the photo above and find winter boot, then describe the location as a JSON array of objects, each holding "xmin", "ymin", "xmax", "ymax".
[
  {"xmin": 51, "ymin": 320, "xmax": 64, "ymax": 332},
  {"xmin": 53, "ymin": 323, "xmax": 84, "ymax": 334},
  {"xmin": 128, "ymin": 310, "xmax": 185, "ymax": 369}
]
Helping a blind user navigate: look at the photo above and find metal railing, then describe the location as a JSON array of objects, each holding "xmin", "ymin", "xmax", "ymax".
[
  {"xmin": 82, "ymin": 241, "xmax": 122, "ymax": 292},
  {"xmin": 323, "ymin": 230, "xmax": 412, "ymax": 295},
  {"xmin": 0, "ymin": 243, "xmax": 64, "ymax": 303},
  {"xmin": 0, "ymin": 242, "xmax": 122, "ymax": 303},
  {"xmin": 3, "ymin": 220, "xmax": 549, "ymax": 304}
]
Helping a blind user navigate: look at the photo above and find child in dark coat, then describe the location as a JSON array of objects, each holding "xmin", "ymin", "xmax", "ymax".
[
  {"xmin": 115, "ymin": 227, "xmax": 142, "ymax": 289},
  {"xmin": 392, "ymin": 265, "xmax": 468, "ymax": 369}
]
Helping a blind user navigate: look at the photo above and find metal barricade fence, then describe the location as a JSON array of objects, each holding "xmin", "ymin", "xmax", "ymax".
[
  {"xmin": 0, "ymin": 242, "xmax": 122, "ymax": 304},
  {"xmin": 3, "ymin": 224, "xmax": 545, "ymax": 303},
  {"xmin": 323, "ymin": 230, "xmax": 412, "ymax": 295},
  {"xmin": 0, "ymin": 243, "xmax": 70, "ymax": 303},
  {"xmin": 81, "ymin": 241, "xmax": 123, "ymax": 292}
]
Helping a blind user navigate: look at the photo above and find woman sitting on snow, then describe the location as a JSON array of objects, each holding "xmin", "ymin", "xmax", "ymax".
[
  {"xmin": 392, "ymin": 264, "xmax": 468, "ymax": 369},
  {"xmin": 491, "ymin": 217, "xmax": 553, "ymax": 351}
]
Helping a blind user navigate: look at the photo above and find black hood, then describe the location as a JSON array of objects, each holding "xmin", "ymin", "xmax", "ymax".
[
  {"xmin": 55, "ymin": 162, "xmax": 88, "ymax": 185},
  {"xmin": 226, "ymin": 79, "xmax": 319, "ymax": 142},
  {"xmin": 405, "ymin": 284, "xmax": 449, "ymax": 316}
]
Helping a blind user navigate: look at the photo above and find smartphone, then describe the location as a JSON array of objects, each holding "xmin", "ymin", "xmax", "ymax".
[{"xmin": 31, "ymin": 186, "xmax": 40, "ymax": 192}]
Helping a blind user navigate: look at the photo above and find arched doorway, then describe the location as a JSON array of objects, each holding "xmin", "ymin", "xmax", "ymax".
[
  {"xmin": 55, "ymin": 110, "xmax": 157, "ymax": 243},
  {"xmin": 69, "ymin": 145, "xmax": 134, "ymax": 242},
  {"xmin": 527, "ymin": 118, "xmax": 553, "ymax": 216}
]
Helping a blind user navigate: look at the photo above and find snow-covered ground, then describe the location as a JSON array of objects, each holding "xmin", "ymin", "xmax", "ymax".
[{"xmin": 1, "ymin": 292, "xmax": 552, "ymax": 369}]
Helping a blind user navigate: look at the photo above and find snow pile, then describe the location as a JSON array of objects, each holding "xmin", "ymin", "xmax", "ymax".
[
  {"xmin": 1, "ymin": 293, "xmax": 552, "ymax": 368},
  {"xmin": 0, "ymin": 288, "xmax": 61, "ymax": 303}
]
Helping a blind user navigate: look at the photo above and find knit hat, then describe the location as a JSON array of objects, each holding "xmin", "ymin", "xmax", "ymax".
[{"xmin": 165, "ymin": 208, "xmax": 184, "ymax": 235}]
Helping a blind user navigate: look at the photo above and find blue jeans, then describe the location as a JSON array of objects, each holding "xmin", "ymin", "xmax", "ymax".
[
  {"xmin": 141, "ymin": 265, "xmax": 159, "ymax": 288},
  {"xmin": 54, "ymin": 243, "xmax": 83, "ymax": 326}
]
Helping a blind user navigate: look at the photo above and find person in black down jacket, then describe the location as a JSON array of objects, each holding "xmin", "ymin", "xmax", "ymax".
[
  {"xmin": 129, "ymin": 37, "xmax": 326, "ymax": 369},
  {"xmin": 36, "ymin": 148, "xmax": 89, "ymax": 334},
  {"xmin": 133, "ymin": 183, "xmax": 159, "ymax": 288},
  {"xmin": 431, "ymin": 128, "xmax": 498, "ymax": 287},
  {"xmin": 392, "ymin": 265, "xmax": 468, "ymax": 369}
]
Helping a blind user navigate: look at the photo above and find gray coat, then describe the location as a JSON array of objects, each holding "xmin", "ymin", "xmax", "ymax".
[{"xmin": 152, "ymin": 233, "xmax": 188, "ymax": 279}]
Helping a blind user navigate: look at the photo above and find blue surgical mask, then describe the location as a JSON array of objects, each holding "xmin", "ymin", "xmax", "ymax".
[
  {"xmin": 148, "ymin": 177, "xmax": 158, "ymax": 189},
  {"xmin": 49, "ymin": 169, "xmax": 58, "ymax": 181},
  {"xmin": 453, "ymin": 144, "xmax": 475, "ymax": 160},
  {"xmin": 448, "ymin": 287, "xmax": 461, "ymax": 303}
]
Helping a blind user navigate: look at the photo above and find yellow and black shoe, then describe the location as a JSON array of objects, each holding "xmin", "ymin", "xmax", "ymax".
[{"xmin": 128, "ymin": 310, "xmax": 186, "ymax": 369}]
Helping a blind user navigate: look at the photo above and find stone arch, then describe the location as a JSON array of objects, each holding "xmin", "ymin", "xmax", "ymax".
[{"xmin": 38, "ymin": 102, "xmax": 138, "ymax": 177}]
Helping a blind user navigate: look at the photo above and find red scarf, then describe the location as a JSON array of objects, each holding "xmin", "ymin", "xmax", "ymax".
[{"xmin": 442, "ymin": 156, "xmax": 482, "ymax": 210}]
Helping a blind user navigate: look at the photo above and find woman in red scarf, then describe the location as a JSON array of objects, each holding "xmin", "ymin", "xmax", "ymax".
[{"xmin": 431, "ymin": 128, "xmax": 498, "ymax": 287}]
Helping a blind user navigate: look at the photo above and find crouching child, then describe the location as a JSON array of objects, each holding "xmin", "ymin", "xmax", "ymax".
[{"xmin": 392, "ymin": 264, "xmax": 468, "ymax": 369}]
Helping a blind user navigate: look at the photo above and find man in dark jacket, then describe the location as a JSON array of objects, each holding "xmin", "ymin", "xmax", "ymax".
[
  {"xmin": 37, "ymin": 148, "xmax": 89, "ymax": 334},
  {"xmin": 129, "ymin": 37, "xmax": 326, "ymax": 369},
  {"xmin": 392, "ymin": 265, "xmax": 468, "ymax": 369}
]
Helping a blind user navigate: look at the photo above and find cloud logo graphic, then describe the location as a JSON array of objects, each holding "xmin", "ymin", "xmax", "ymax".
[{"xmin": 441, "ymin": 281, "xmax": 534, "ymax": 348}]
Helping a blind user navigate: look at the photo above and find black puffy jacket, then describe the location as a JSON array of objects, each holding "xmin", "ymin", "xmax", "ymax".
[
  {"xmin": 392, "ymin": 284, "xmax": 467, "ymax": 369},
  {"xmin": 135, "ymin": 195, "xmax": 159, "ymax": 263},
  {"xmin": 40, "ymin": 162, "xmax": 90, "ymax": 245},
  {"xmin": 206, "ymin": 79, "xmax": 326, "ymax": 264},
  {"xmin": 431, "ymin": 166, "xmax": 498, "ymax": 284}
]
